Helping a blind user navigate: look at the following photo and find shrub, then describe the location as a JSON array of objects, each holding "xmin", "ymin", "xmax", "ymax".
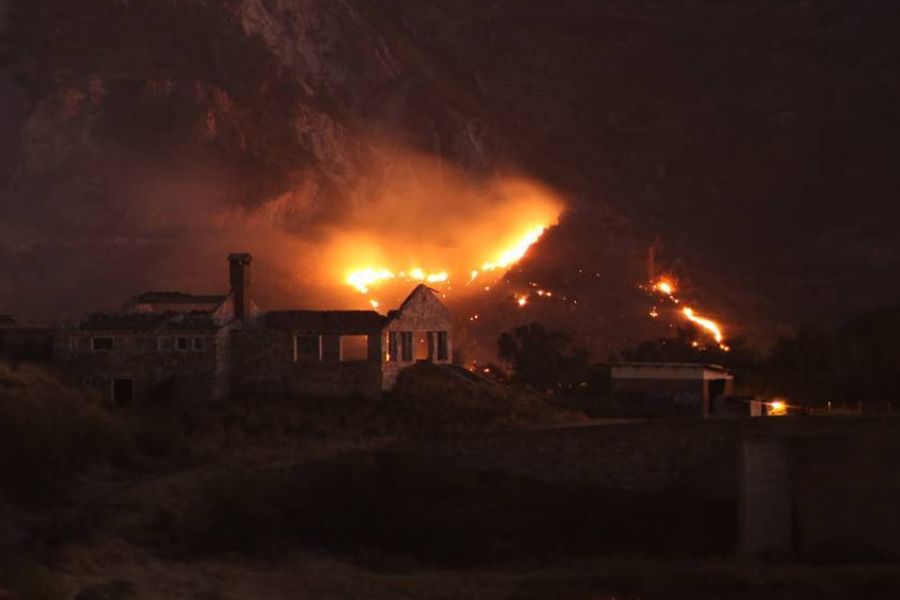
[
  {"xmin": 381, "ymin": 363, "xmax": 571, "ymax": 437},
  {"xmin": 0, "ymin": 362, "xmax": 131, "ymax": 502},
  {"xmin": 73, "ymin": 580, "xmax": 135, "ymax": 600},
  {"xmin": 2, "ymin": 564, "xmax": 63, "ymax": 600},
  {"xmin": 177, "ymin": 470, "xmax": 285, "ymax": 556}
]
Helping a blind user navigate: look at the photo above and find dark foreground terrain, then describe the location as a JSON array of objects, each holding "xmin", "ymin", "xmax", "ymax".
[{"xmin": 2, "ymin": 361, "xmax": 900, "ymax": 599}]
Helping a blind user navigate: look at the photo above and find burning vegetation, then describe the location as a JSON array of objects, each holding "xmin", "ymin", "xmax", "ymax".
[
  {"xmin": 646, "ymin": 277, "xmax": 730, "ymax": 351},
  {"xmin": 323, "ymin": 164, "xmax": 566, "ymax": 310}
]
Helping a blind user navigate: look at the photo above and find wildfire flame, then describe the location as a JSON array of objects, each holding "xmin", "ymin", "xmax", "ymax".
[
  {"xmin": 311, "ymin": 160, "xmax": 565, "ymax": 310},
  {"xmin": 654, "ymin": 280, "xmax": 675, "ymax": 296},
  {"xmin": 647, "ymin": 277, "xmax": 730, "ymax": 350},
  {"xmin": 343, "ymin": 220, "xmax": 557, "ymax": 307},
  {"xmin": 473, "ymin": 225, "xmax": 549, "ymax": 280},
  {"xmin": 681, "ymin": 307, "xmax": 725, "ymax": 346},
  {"xmin": 346, "ymin": 267, "xmax": 449, "ymax": 294}
]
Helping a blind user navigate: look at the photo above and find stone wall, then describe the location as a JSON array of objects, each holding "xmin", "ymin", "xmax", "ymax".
[
  {"xmin": 382, "ymin": 286, "xmax": 453, "ymax": 390},
  {"xmin": 54, "ymin": 329, "xmax": 223, "ymax": 405},
  {"xmin": 389, "ymin": 418, "xmax": 900, "ymax": 562},
  {"xmin": 230, "ymin": 329, "xmax": 383, "ymax": 398}
]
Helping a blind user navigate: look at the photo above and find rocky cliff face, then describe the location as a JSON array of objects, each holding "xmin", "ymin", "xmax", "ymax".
[{"xmin": 2, "ymin": 0, "xmax": 899, "ymax": 352}]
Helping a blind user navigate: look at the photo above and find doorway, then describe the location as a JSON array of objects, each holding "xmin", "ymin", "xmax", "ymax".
[
  {"xmin": 415, "ymin": 332, "xmax": 430, "ymax": 362},
  {"xmin": 112, "ymin": 378, "xmax": 134, "ymax": 406},
  {"xmin": 707, "ymin": 378, "xmax": 727, "ymax": 416}
]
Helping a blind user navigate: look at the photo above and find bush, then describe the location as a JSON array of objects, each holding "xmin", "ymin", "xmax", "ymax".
[
  {"xmin": 169, "ymin": 450, "xmax": 733, "ymax": 568},
  {"xmin": 2, "ymin": 564, "xmax": 63, "ymax": 600},
  {"xmin": 177, "ymin": 470, "xmax": 284, "ymax": 556},
  {"xmin": 0, "ymin": 362, "xmax": 131, "ymax": 502},
  {"xmin": 381, "ymin": 363, "xmax": 573, "ymax": 437},
  {"xmin": 73, "ymin": 580, "xmax": 135, "ymax": 600}
]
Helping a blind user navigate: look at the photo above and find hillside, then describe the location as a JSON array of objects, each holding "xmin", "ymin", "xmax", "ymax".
[{"xmin": 2, "ymin": 0, "xmax": 899, "ymax": 354}]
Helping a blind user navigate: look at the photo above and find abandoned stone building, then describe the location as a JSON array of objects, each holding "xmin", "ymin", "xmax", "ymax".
[{"xmin": 54, "ymin": 253, "xmax": 453, "ymax": 404}]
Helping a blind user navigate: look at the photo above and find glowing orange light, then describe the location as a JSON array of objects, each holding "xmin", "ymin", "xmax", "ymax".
[
  {"xmin": 480, "ymin": 225, "xmax": 548, "ymax": 273},
  {"xmin": 654, "ymin": 279, "xmax": 676, "ymax": 296},
  {"xmin": 516, "ymin": 295, "xmax": 528, "ymax": 307},
  {"xmin": 682, "ymin": 307, "xmax": 724, "ymax": 344},
  {"xmin": 647, "ymin": 277, "xmax": 730, "ymax": 351},
  {"xmin": 343, "ymin": 221, "xmax": 554, "ymax": 305},
  {"xmin": 347, "ymin": 268, "xmax": 395, "ymax": 294},
  {"xmin": 769, "ymin": 400, "xmax": 787, "ymax": 416}
]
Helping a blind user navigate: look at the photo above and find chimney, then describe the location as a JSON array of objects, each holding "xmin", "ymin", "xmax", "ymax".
[{"xmin": 228, "ymin": 253, "xmax": 252, "ymax": 322}]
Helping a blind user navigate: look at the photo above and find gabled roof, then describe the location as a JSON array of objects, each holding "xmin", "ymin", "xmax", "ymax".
[
  {"xmin": 384, "ymin": 284, "xmax": 444, "ymax": 325},
  {"xmin": 79, "ymin": 311, "xmax": 220, "ymax": 332},
  {"xmin": 264, "ymin": 310, "xmax": 386, "ymax": 334},
  {"xmin": 397, "ymin": 284, "xmax": 438, "ymax": 312},
  {"xmin": 131, "ymin": 291, "xmax": 228, "ymax": 305}
]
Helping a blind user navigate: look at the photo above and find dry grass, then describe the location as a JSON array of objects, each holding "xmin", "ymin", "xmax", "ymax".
[
  {"xmin": 56, "ymin": 542, "xmax": 900, "ymax": 600},
  {"xmin": 0, "ymin": 362, "xmax": 132, "ymax": 503}
]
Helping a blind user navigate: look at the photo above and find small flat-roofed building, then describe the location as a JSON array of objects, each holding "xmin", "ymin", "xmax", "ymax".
[{"xmin": 610, "ymin": 362, "xmax": 734, "ymax": 418}]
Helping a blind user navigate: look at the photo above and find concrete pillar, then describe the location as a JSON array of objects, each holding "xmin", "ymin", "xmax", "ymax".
[{"xmin": 737, "ymin": 437, "xmax": 793, "ymax": 561}]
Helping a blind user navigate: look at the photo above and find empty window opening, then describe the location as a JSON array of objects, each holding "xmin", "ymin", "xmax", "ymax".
[
  {"xmin": 192, "ymin": 337, "xmax": 206, "ymax": 351},
  {"xmin": 415, "ymin": 333, "xmax": 430, "ymax": 361},
  {"xmin": 176, "ymin": 337, "xmax": 190, "ymax": 351},
  {"xmin": 340, "ymin": 335, "xmax": 369, "ymax": 362},
  {"xmin": 92, "ymin": 337, "xmax": 114, "ymax": 352},
  {"xmin": 386, "ymin": 331, "xmax": 399, "ymax": 362},
  {"xmin": 112, "ymin": 378, "xmax": 133, "ymax": 406},
  {"xmin": 157, "ymin": 336, "xmax": 173, "ymax": 351},
  {"xmin": 401, "ymin": 332, "xmax": 413, "ymax": 362},
  {"xmin": 437, "ymin": 331, "xmax": 449, "ymax": 361},
  {"xmin": 294, "ymin": 334, "xmax": 323, "ymax": 361}
]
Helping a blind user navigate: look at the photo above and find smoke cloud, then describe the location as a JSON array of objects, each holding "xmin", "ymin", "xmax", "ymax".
[{"xmin": 0, "ymin": 129, "xmax": 565, "ymax": 320}]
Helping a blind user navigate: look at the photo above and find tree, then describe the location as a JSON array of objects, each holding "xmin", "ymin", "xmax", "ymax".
[
  {"xmin": 620, "ymin": 325, "xmax": 760, "ymax": 371},
  {"xmin": 764, "ymin": 325, "xmax": 837, "ymax": 405},
  {"xmin": 497, "ymin": 323, "xmax": 589, "ymax": 390}
]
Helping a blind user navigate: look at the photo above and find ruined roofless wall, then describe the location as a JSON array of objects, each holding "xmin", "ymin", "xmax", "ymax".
[
  {"xmin": 230, "ymin": 328, "xmax": 383, "ymax": 398},
  {"xmin": 54, "ymin": 329, "xmax": 225, "ymax": 404},
  {"xmin": 382, "ymin": 287, "xmax": 453, "ymax": 389}
]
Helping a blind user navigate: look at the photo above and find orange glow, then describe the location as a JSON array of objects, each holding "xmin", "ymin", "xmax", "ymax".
[
  {"xmin": 316, "ymin": 167, "xmax": 564, "ymax": 307},
  {"xmin": 346, "ymin": 267, "xmax": 449, "ymax": 294},
  {"xmin": 346, "ymin": 267, "xmax": 396, "ymax": 294},
  {"xmin": 682, "ymin": 307, "xmax": 725, "ymax": 345},
  {"xmin": 476, "ymin": 225, "xmax": 549, "ymax": 276},
  {"xmin": 648, "ymin": 276, "xmax": 730, "ymax": 350},
  {"xmin": 342, "ymin": 218, "xmax": 559, "ymax": 300},
  {"xmin": 654, "ymin": 279, "xmax": 676, "ymax": 296},
  {"xmin": 769, "ymin": 400, "xmax": 787, "ymax": 416},
  {"xmin": 516, "ymin": 295, "xmax": 528, "ymax": 307}
]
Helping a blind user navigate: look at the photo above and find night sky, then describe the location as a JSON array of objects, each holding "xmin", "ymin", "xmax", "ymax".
[{"xmin": 2, "ymin": 0, "xmax": 899, "ymax": 357}]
